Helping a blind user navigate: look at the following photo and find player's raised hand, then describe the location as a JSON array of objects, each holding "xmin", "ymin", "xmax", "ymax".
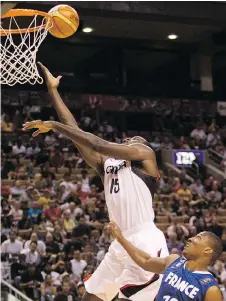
[
  {"xmin": 38, "ymin": 62, "xmax": 62, "ymax": 89},
  {"xmin": 108, "ymin": 221, "xmax": 123, "ymax": 241},
  {"xmin": 22, "ymin": 120, "xmax": 54, "ymax": 137}
]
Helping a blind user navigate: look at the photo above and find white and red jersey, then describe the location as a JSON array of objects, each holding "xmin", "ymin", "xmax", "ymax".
[{"xmin": 104, "ymin": 158, "xmax": 156, "ymax": 232}]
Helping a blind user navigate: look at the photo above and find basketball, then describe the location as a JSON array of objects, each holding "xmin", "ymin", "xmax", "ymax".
[{"xmin": 48, "ymin": 5, "xmax": 79, "ymax": 38}]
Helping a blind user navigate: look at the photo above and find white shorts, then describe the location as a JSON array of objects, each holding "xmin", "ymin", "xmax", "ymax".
[{"xmin": 84, "ymin": 222, "xmax": 169, "ymax": 301}]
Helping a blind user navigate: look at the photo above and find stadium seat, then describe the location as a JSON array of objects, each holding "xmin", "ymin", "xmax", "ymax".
[
  {"xmin": 170, "ymin": 216, "xmax": 187, "ymax": 223},
  {"xmin": 2, "ymin": 180, "xmax": 14, "ymax": 186},
  {"xmin": 218, "ymin": 209, "xmax": 226, "ymax": 216},
  {"xmin": 19, "ymin": 159, "xmax": 31, "ymax": 166},
  {"xmin": 55, "ymin": 174, "xmax": 63, "ymax": 180},
  {"xmin": 49, "ymin": 167, "xmax": 56, "ymax": 173},
  {"xmin": 57, "ymin": 167, "xmax": 69, "ymax": 174},
  {"xmin": 156, "ymin": 223, "xmax": 170, "ymax": 232},
  {"xmin": 217, "ymin": 216, "xmax": 226, "ymax": 223},
  {"xmin": 18, "ymin": 180, "xmax": 28, "ymax": 187},
  {"xmin": 33, "ymin": 167, "xmax": 41, "ymax": 173},
  {"xmin": 71, "ymin": 174, "xmax": 79, "ymax": 181},
  {"xmin": 156, "ymin": 216, "xmax": 169, "ymax": 223}
]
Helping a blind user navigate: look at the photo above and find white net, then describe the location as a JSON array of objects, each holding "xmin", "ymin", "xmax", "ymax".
[{"xmin": 0, "ymin": 12, "xmax": 52, "ymax": 86}]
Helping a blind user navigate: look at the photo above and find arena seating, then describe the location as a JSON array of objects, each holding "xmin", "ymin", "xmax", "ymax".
[{"xmin": 1, "ymin": 93, "xmax": 226, "ymax": 300}]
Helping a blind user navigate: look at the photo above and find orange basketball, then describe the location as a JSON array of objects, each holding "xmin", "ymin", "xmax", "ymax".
[{"xmin": 48, "ymin": 5, "xmax": 79, "ymax": 38}]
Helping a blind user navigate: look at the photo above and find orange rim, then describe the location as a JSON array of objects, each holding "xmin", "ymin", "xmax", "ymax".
[{"xmin": 0, "ymin": 9, "xmax": 52, "ymax": 36}]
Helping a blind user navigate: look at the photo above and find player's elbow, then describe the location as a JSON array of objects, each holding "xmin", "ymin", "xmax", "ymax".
[
  {"xmin": 143, "ymin": 261, "xmax": 154, "ymax": 272},
  {"xmin": 92, "ymin": 140, "xmax": 115, "ymax": 156},
  {"xmin": 144, "ymin": 258, "xmax": 166, "ymax": 274},
  {"xmin": 134, "ymin": 259, "xmax": 151, "ymax": 272},
  {"xmin": 92, "ymin": 141, "xmax": 111, "ymax": 154},
  {"xmin": 64, "ymin": 119, "xmax": 78, "ymax": 128},
  {"xmin": 126, "ymin": 149, "xmax": 146, "ymax": 161}
]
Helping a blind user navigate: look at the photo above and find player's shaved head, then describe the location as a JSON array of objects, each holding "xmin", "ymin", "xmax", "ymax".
[
  {"xmin": 124, "ymin": 136, "xmax": 151, "ymax": 148},
  {"xmin": 202, "ymin": 231, "xmax": 223, "ymax": 263},
  {"xmin": 142, "ymin": 140, "xmax": 151, "ymax": 147},
  {"xmin": 184, "ymin": 231, "xmax": 223, "ymax": 265}
]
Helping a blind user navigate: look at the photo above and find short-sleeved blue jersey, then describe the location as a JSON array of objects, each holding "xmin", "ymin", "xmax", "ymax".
[{"xmin": 156, "ymin": 256, "xmax": 217, "ymax": 301}]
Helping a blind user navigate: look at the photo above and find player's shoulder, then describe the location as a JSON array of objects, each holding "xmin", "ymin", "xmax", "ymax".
[
  {"xmin": 205, "ymin": 285, "xmax": 222, "ymax": 301},
  {"xmin": 165, "ymin": 254, "xmax": 181, "ymax": 269},
  {"xmin": 129, "ymin": 142, "xmax": 154, "ymax": 152},
  {"xmin": 129, "ymin": 143, "xmax": 155, "ymax": 160}
]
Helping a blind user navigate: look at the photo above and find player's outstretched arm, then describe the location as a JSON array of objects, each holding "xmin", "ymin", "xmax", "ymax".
[
  {"xmin": 205, "ymin": 286, "xmax": 222, "ymax": 301},
  {"xmin": 22, "ymin": 120, "xmax": 153, "ymax": 161},
  {"xmin": 38, "ymin": 62, "xmax": 72, "ymax": 126},
  {"xmin": 108, "ymin": 221, "xmax": 179, "ymax": 274},
  {"xmin": 38, "ymin": 62, "xmax": 104, "ymax": 173}
]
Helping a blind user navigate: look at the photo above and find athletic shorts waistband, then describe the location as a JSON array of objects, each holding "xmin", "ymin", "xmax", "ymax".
[{"xmin": 122, "ymin": 222, "xmax": 156, "ymax": 237}]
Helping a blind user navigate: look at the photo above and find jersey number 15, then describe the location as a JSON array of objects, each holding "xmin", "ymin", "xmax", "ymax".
[{"xmin": 110, "ymin": 178, "xmax": 120, "ymax": 194}]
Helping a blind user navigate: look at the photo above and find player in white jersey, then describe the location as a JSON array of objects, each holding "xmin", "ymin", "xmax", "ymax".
[{"xmin": 22, "ymin": 63, "xmax": 169, "ymax": 301}]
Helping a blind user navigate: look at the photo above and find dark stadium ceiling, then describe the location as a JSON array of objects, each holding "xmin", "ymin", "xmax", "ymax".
[
  {"xmin": 3, "ymin": 1, "xmax": 226, "ymax": 95},
  {"xmin": 18, "ymin": 1, "xmax": 226, "ymax": 42}
]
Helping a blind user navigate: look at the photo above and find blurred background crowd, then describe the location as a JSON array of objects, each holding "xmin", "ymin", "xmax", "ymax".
[
  {"xmin": 1, "ymin": 89, "xmax": 226, "ymax": 301},
  {"xmin": 1, "ymin": 1, "xmax": 226, "ymax": 301}
]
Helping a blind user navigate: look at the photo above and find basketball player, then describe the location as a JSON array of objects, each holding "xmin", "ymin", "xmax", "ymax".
[
  {"xmin": 109, "ymin": 221, "xmax": 223, "ymax": 301},
  {"xmin": 22, "ymin": 63, "xmax": 169, "ymax": 301}
]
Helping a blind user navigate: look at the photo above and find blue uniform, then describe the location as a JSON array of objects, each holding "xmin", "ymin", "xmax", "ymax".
[{"xmin": 156, "ymin": 256, "xmax": 217, "ymax": 301}]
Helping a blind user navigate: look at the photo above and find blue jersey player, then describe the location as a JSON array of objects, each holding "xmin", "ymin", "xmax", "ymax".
[{"xmin": 109, "ymin": 222, "xmax": 223, "ymax": 301}]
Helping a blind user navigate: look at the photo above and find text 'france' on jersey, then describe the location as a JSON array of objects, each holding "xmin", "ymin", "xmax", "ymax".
[
  {"xmin": 156, "ymin": 256, "xmax": 217, "ymax": 301},
  {"xmin": 104, "ymin": 158, "xmax": 156, "ymax": 231}
]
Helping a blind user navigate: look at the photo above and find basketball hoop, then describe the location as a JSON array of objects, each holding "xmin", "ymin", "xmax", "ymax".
[{"xmin": 0, "ymin": 9, "xmax": 53, "ymax": 86}]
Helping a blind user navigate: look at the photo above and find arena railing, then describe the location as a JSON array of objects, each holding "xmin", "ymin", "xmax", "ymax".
[
  {"xmin": 1, "ymin": 279, "xmax": 34, "ymax": 301},
  {"xmin": 208, "ymin": 148, "xmax": 224, "ymax": 167}
]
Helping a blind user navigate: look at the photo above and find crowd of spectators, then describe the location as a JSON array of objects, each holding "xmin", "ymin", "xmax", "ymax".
[{"xmin": 1, "ymin": 92, "xmax": 226, "ymax": 300}]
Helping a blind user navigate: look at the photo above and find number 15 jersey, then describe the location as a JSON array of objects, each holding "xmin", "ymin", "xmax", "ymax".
[{"xmin": 104, "ymin": 158, "xmax": 156, "ymax": 232}]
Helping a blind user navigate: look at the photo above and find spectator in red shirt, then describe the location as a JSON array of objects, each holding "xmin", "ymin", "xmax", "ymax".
[
  {"xmin": 88, "ymin": 185, "xmax": 98, "ymax": 199},
  {"xmin": 172, "ymin": 177, "xmax": 181, "ymax": 193},
  {"xmin": 8, "ymin": 201, "xmax": 23, "ymax": 225},
  {"xmin": 44, "ymin": 201, "xmax": 61, "ymax": 223},
  {"xmin": 50, "ymin": 149, "xmax": 64, "ymax": 169},
  {"xmin": 76, "ymin": 182, "xmax": 88, "ymax": 202},
  {"xmin": 205, "ymin": 175, "xmax": 214, "ymax": 190},
  {"xmin": 1, "ymin": 185, "xmax": 11, "ymax": 198}
]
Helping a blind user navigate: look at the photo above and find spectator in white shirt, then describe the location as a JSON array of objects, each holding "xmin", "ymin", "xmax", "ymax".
[
  {"xmin": 10, "ymin": 180, "xmax": 25, "ymax": 197},
  {"xmin": 21, "ymin": 241, "xmax": 40, "ymax": 265},
  {"xmin": 207, "ymin": 189, "xmax": 222, "ymax": 203},
  {"xmin": 221, "ymin": 279, "xmax": 226, "ymax": 301},
  {"xmin": 189, "ymin": 178, "xmax": 205, "ymax": 197},
  {"xmin": 211, "ymin": 260, "xmax": 226, "ymax": 284},
  {"xmin": 106, "ymin": 124, "xmax": 114, "ymax": 134},
  {"xmin": 1, "ymin": 231, "xmax": 23, "ymax": 254},
  {"xmin": 59, "ymin": 173, "xmax": 77, "ymax": 202},
  {"xmin": 96, "ymin": 243, "xmax": 110, "ymax": 265},
  {"xmin": 24, "ymin": 232, "xmax": 46, "ymax": 254},
  {"xmin": 61, "ymin": 202, "xmax": 83, "ymax": 220},
  {"xmin": 70, "ymin": 251, "xmax": 87, "ymax": 282},
  {"xmin": 206, "ymin": 128, "xmax": 220, "ymax": 148},
  {"xmin": 12, "ymin": 139, "xmax": 26, "ymax": 156},
  {"xmin": 8, "ymin": 201, "xmax": 23, "ymax": 224},
  {"xmin": 190, "ymin": 123, "xmax": 206, "ymax": 141},
  {"xmin": 150, "ymin": 137, "xmax": 161, "ymax": 150},
  {"xmin": 44, "ymin": 132, "xmax": 57, "ymax": 146},
  {"xmin": 20, "ymin": 186, "xmax": 36, "ymax": 204},
  {"xmin": 81, "ymin": 116, "xmax": 91, "ymax": 128},
  {"xmin": 26, "ymin": 141, "xmax": 41, "ymax": 157},
  {"xmin": 81, "ymin": 170, "xmax": 90, "ymax": 193},
  {"xmin": 98, "ymin": 226, "xmax": 112, "ymax": 248}
]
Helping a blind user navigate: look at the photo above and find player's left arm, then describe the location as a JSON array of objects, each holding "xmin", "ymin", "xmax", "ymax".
[
  {"xmin": 108, "ymin": 221, "xmax": 179, "ymax": 274},
  {"xmin": 22, "ymin": 121, "xmax": 153, "ymax": 161},
  {"xmin": 205, "ymin": 286, "xmax": 222, "ymax": 301}
]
